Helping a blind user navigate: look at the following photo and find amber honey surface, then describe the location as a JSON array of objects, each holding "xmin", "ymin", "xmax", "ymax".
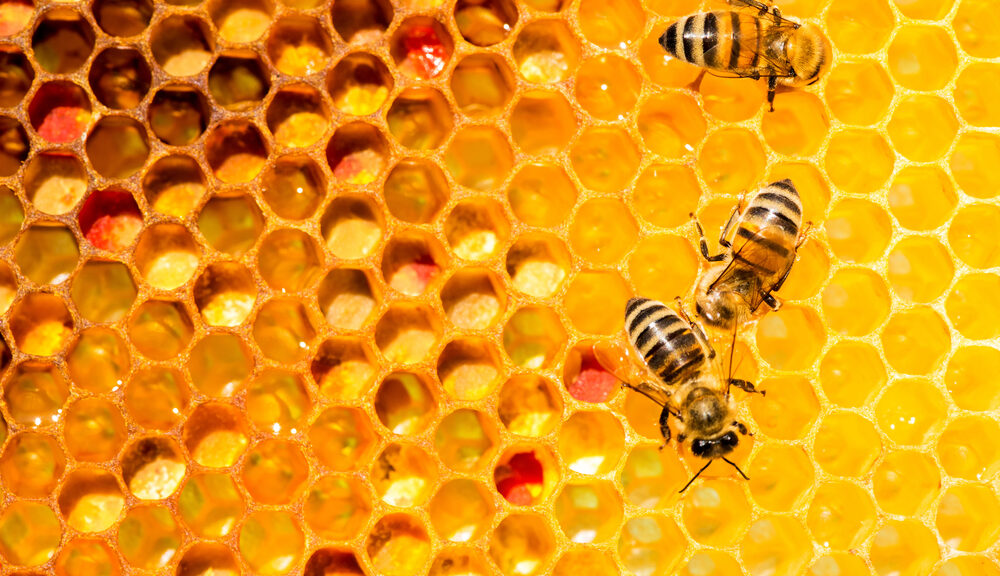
[{"xmin": 0, "ymin": 0, "xmax": 997, "ymax": 573}]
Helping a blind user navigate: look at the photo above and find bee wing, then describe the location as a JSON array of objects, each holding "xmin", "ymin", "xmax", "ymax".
[
  {"xmin": 725, "ymin": 0, "xmax": 796, "ymax": 26},
  {"xmin": 711, "ymin": 226, "xmax": 789, "ymax": 311},
  {"xmin": 593, "ymin": 340, "xmax": 672, "ymax": 407},
  {"xmin": 698, "ymin": 23, "xmax": 798, "ymax": 80}
]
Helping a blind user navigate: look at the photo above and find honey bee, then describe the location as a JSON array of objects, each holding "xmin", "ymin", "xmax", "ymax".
[
  {"xmin": 693, "ymin": 178, "xmax": 808, "ymax": 332},
  {"xmin": 595, "ymin": 297, "xmax": 761, "ymax": 492},
  {"xmin": 659, "ymin": 0, "xmax": 832, "ymax": 110}
]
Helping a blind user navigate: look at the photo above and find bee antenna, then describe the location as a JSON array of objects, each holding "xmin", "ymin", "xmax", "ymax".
[
  {"xmin": 722, "ymin": 457, "xmax": 750, "ymax": 481},
  {"xmin": 679, "ymin": 461, "xmax": 713, "ymax": 494}
]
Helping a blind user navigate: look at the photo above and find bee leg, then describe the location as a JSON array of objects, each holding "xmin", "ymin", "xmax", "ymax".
[
  {"xmin": 658, "ymin": 408, "xmax": 672, "ymax": 445},
  {"xmin": 767, "ymin": 76, "xmax": 778, "ymax": 112},
  {"xmin": 718, "ymin": 201, "xmax": 742, "ymax": 249},
  {"xmin": 796, "ymin": 221, "xmax": 814, "ymax": 249},
  {"xmin": 730, "ymin": 378, "xmax": 765, "ymax": 396},
  {"xmin": 761, "ymin": 291, "xmax": 782, "ymax": 311},
  {"xmin": 691, "ymin": 213, "xmax": 727, "ymax": 262}
]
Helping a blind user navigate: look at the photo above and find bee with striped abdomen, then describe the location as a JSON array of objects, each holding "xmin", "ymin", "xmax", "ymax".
[
  {"xmin": 659, "ymin": 0, "xmax": 832, "ymax": 110},
  {"xmin": 595, "ymin": 297, "xmax": 761, "ymax": 491},
  {"xmin": 693, "ymin": 178, "xmax": 808, "ymax": 332}
]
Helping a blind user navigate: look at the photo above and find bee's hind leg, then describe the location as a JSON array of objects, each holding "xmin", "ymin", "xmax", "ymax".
[
  {"xmin": 675, "ymin": 297, "xmax": 717, "ymax": 360},
  {"xmin": 761, "ymin": 291, "xmax": 783, "ymax": 311},
  {"xmin": 691, "ymin": 213, "xmax": 729, "ymax": 262},
  {"xmin": 730, "ymin": 378, "xmax": 765, "ymax": 396},
  {"xmin": 767, "ymin": 76, "xmax": 778, "ymax": 112}
]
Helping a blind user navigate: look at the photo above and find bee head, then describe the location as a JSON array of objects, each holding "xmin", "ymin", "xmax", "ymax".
[
  {"xmin": 689, "ymin": 430, "xmax": 740, "ymax": 459},
  {"xmin": 785, "ymin": 23, "xmax": 832, "ymax": 86}
]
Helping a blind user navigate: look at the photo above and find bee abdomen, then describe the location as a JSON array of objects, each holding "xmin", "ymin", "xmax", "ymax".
[
  {"xmin": 659, "ymin": 12, "xmax": 727, "ymax": 68},
  {"xmin": 625, "ymin": 298, "xmax": 706, "ymax": 385}
]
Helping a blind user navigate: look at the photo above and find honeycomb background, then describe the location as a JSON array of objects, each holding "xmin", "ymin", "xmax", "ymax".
[{"xmin": 0, "ymin": 0, "xmax": 998, "ymax": 573}]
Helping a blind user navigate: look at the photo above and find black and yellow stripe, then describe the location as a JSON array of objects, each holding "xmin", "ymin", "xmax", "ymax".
[
  {"xmin": 658, "ymin": 11, "xmax": 765, "ymax": 75},
  {"xmin": 625, "ymin": 298, "xmax": 706, "ymax": 385},
  {"xmin": 733, "ymin": 179, "xmax": 802, "ymax": 275}
]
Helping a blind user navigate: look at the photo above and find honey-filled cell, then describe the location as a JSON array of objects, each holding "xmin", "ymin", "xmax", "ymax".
[
  {"xmin": 510, "ymin": 89, "xmax": 578, "ymax": 155},
  {"xmin": 740, "ymin": 516, "xmax": 814, "ymax": 576},
  {"xmin": 819, "ymin": 340, "xmax": 886, "ymax": 408},
  {"xmin": 938, "ymin": 416, "xmax": 1000, "ymax": 481},
  {"xmin": 57, "ymin": 468, "xmax": 125, "ymax": 533},
  {"xmin": 947, "ymin": 346, "xmax": 1000, "ymax": 411},
  {"xmin": 826, "ymin": 0, "xmax": 895, "ymax": 54},
  {"xmin": 814, "ymin": 411, "xmax": 882, "ymax": 477},
  {"xmin": 946, "ymin": 273, "xmax": 1000, "ymax": 340},
  {"xmin": 749, "ymin": 443, "xmax": 814, "ymax": 512},
  {"xmin": 825, "ymin": 61, "xmax": 894, "ymax": 126},
  {"xmin": 512, "ymin": 19, "xmax": 580, "ymax": 83},
  {"xmin": 637, "ymin": 92, "xmax": 706, "ymax": 159},
  {"xmin": 682, "ymin": 480, "xmax": 752, "ymax": 548},
  {"xmin": 870, "ymin": 520, "xmax": 940, "ymax": 576}
]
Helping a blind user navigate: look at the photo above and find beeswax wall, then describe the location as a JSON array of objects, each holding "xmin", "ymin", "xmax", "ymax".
[{"xmin": 0, "ymin": 0, "xmax": 997, "ymax": 574}]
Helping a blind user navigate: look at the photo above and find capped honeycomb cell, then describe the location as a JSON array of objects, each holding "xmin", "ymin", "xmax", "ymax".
[
  {"xmin": 821, "ymin": 267, "xmax": 890, "ymax": 336},
  {"xmin": 429, "ymin": 479, "xmax": 495, "ymax": 542},
  {"xmin": 507, "ymin": 232, "xmax": 571, "ymax": 298},
  {"xmin": 204, "ymin": 120, "xmax": 269, "ymax": 183},
  {"xmin": 177, "ymin": 471, "xmax": 244, "ymax": 538},
  {"xmin": 946, "ymin": 273, "xmax": 1000, "ymax": 340},
  {"xmin": 435, "ymin": 408, "xmax": 497, "ymax": 472},
  {"xmin": 243, "ymin": 438, "xmax": 309, "ymax": 504},
  {"xmin": 620, "ymin": 444, "xmax": 687, "ymax": 507},
  {"xmin": 64, "ymin": 398, "xmax": 127, "ymax": 462},
  {"xmin": 451, "ymin": 53, "xmax": 515, "ymax": 117},
  {"xmin": 825, "ymin": 61, "xmax": 895, "ymax": 126},
  {"xmin": 238, "ymin": 510, "xmax": 305, "ymax": 576},
  {"xmin": 761, "ymin": 92, "xmax": 829, "ymax": 156},
  {"xmin": 495, "ymin": 445, "xmax": 559, "ymax": 506},
  {"xmin": 309, "ymin": 406, "xmax": 377, "ymax": 471},
  {"xmin": 32, "ymin": 9, "xmax": 95, "ymax": 74},
  {"xmin": 333, "ymin": 0, "xmax": 393, "ymax": 44},
  {"xmin": 741, "ymin": 516, "xmax": 813, "ymax": 576},
  {"xmin": 807, "ymin": 480, "xmax": 877, "ymax": 550},
  {"xmin": 683, "ymin": 480, "xmax": 752, "ymax": 547},
  {"xmin": 499, "ymin": 374, "xmax": 562, "ymax": 436},
  {"xmin": 23, "ymin": 152, "xmax": 87, "ymax": 215},
  {"xmin": 870, "ymin": 520, "xmax": 940, "ymax": 576},
  {"xmin": 329, "ymin": 52, "xmax": 394, "ymax": 116},
  {"xmin": 0, "ymin": 431, "xmax": 66, "ymax": 497},
  {"xmin": 322, "ymin": 195, "xmax": 385, "ymax": 259},
  {"xmin": 143, "ymin": 155, "xmax": 206, "ymax": 218},
  {"xmin": 814, "ymin": 411, "xmax": 882, "ymax": 477},
  {"xmin": 9, "ymin": 292, "xmax": 74, "ymax": 356},
  {"xmin": 118, "ymin": 505, "xmax": 182, "ymax": 570},
  {"xmin": 304, "ymin": 475, "xmax": 372, "ymax": 540},
  {"xmin": 503, "ymin": 306, "xmax": 566, "ymax": 369},
  {"xmin": 193, "ymin": 262, "xmax": 258, "ymax": 327},
  {"xmin": 489, "ymin": 513, "xmax": 555, "ymax": 576},
  {"xmin": 888, "ymin": 95, "xmax": 959, "ymax": 162},
  {"xmin": 28, "ymin": 81, "xmax": 91, "ymax": 144},
  {"xmin": 183, "ymin": 403, "xmax": 250, "ymax": 467},
  {"xmin": 825, "ymin": 199, "xmax": 893, "ymax": 263},
  {"xmin": 512, "ymin": 19, "xmax": 580, "ymax": 83},
  {"xmin": 128, "ymin": 299, "xmax": 194, "ymax": 360},
  {"xmin": 328, "ymin": 122, "xmax": 388, "ymax": 186},
  {"xmin": 881, "ymin": 306, "xmax": 951, "ymax": 376},
  {"xmin": 0, "ymin": 502, "xmax": 61, "ymax": 567},
  {"xmin": 125, "ymin": 367, "xmax": 190, "ymax": 431},
  {"xmin": 150, "ymin": 15, "xmax": 213, "ymax": 76},
  {"xmin": 57, "ymin": 468, "xmax": 125, "ymax": 533},
  {"xmin": 148, "ymin": 85, "xmax": 209, "ymax": 146},
  {"xmin": 756, "ymin": 305, "xmax": 826, "ymax": 370},
  {"xmin": 749, "ymin": 443, "xmax": 814, "ymax": 512},
  {"xmin": 366, "ymin": 514, "xmax": 431, "ymax": 576},
  {"xmin": 455, "ymin": 0, "xmax": 517, "ymax": 46},
  {"xmin": 4, "ymin": 361, "xmax": 69, "ymax": 427},
  {"xmin": 311, "ymin": 337, "xmax": 377, "ymax": 400},
  {"xmin": 889, "ymin": 25, "xmax": 958, "ymax": 91},
  {"xmin": 558, "ymin": 411, "xmax": 624, "ymax": 474},
  {"xmin": 947, "ymin": 346, "xmax": 1000, "ymax": 411},
  {"xmin": 437, "ymin": 337, "xmax": 502, "ymax": 400},
  {"xmin": 247, "ymin": 368, "xmax": 311, "ymax": 435},
  {"xmin": 826, "ymin": 0, "xmax": 895, "ymax": 54},
  {"xmin": 570, "ymin": 198, "xmax": 638, "ymax": 266},
  {"xmin": 873, "ymin": 450, "xmax": 939, "ymax": 516},
  {"xmin": 391, "ymin": 17, "xmax": 453, "ymax": 80},
  {"xmin": 253, "ymin": 298, "xmax": 317, "ymax": 363},
  {"xmin": 267, "ymin": 85, "xmax": 330, "ymax": 149},
  {"xmin": 89, "ymin": 47, "xmax": 152, "ymax": 110},
  {"xmin": 951, "ymin": 132, "xmax": 1000, "ymax": 199},
  {"xmin": 825, "ymin": 130, "xmax": 894, "ymax": 195},
  {"xmin": 938, "ymin": 416, "xmax": 1000, "ymax": 481}
]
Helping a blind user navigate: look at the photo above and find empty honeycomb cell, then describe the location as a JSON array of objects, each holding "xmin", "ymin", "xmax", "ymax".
[
  {"xmin": 445, "ymin": 125, "xmax": 513, "ymax": 191},
  {"xmin": 133, "ymin": 223, "xmax": 200, "ymax": 290},
  {"xmin": 71, "ymin": 260, "xmax": 136, "ymax": 322},
  {"xmin": 328, "ymin": 123, "xmax": 388, "ymax": 187},
  {"xmin": 118, "ymin": 504, "xmax": 182, "ymax": 570},
  {"xmin": 178, "ymin": 543, "xmax": 240, "ymax": 576},
  {"xmin": 437, "ymin": 338, "xmax": 502, "ymax": 400},
  {"xmin": 939, "ymin": 416, "xmax": 1000, "ymax": 481},
  {"xmin": 631, "ymin": 165, "xmax": 699, "ymax": 229},
  {"xmin": 267, "ymin": 85, "xmax": 330, "ymax": 149},
  {"xmin": 193, "ymin": 262, "xmax": 258, "ymax": 327},
  {"xmin": 510, "ymin": 90, "xmax": 577, "ymax": 155},
  {"xmin": 814, "ymin": 411, "xmax": 882, "ymax": 477},
  {"xmin": 682, "ymin": 480, "xmax": 752, "ymax": 547},
  {"xmin": 0, "ymin": 185, "xmax": 22, "ymax": 245},
  {"xmin": 86, "ymin": 117, "xmax": 151, "ymax": 179},
  {"xmin": 950, "ymin": 132, "xmax": 1000, "ymax": 199},
  {"xmin": 761, "ymin": 91, "xmax": 829, "ymax": 156},
  {"xmin": 445, "ymin": 199, "xmax": 509, "ymax": 261},
  {"xmin": 9, "ymin": 293, "xmax": 73, "ymax": 355},
  {"xmin": 889, "ymin": 166, "xmax": 957, "ymax": 232},
  {"xmin": 435, "ymin": 408, "xmax": 497, "ymax": 472},
  {"xmin": 382, "ymin": 233, "xmax": 447, "ymax": 296},
  {"xmin": 204, "ymin": 120, "xmax": 269, "ymax": 184},
  {"xmin": 750, "ymin": 376, "xmax": 820, "ymax": 440},
  {"xmin": 333, "ymin": 0, "xmax": 392, "ymax": 44},
  {"xmin": 824, "ymin": 130, "xmax": 894, "ymax": 195},
  {"xmin": 32, "ymin": 9, "xmax": 94, "ymax": 73},
  {"xmin": 4, "ymin": 361, "xmax": 69, "ymax": 427},
  {"xmin": 821, "ymin": 268, "xmax": 891, "ymax": 336},
  {"xmin": 0, "ymin": 502, "xmax": 61, "ymax": 567},
  {"xmin": 329, "ymin": 52, "xmax": 394, "ymax": 116},
  {"xmin": 947, "ymin": 273, "xmax": 1000, "ymax": 340},
  {"xmin": 128, "ymin": 299, "xmax": 193, "ymax": 360},
  {"xmin": 506, "ymin": 233, "xmax": 571, "ymax": 298},
  {"xmin": 267, "ymin": 15, "xmax": 333, "ymax": 76},
  {"xmin": 89, "ymin": 47, "xmax": 152, "ymax": 110},
  {"xmin": 55, "ymin": 538, "xmax": 120, "ymax": 576},
  {"xmin": 489, "ymin": 513, "xmax": 555, "ymax": 575},
  {"xmin": 888, "ymin": 237, "xmax": 954, "ymax": 304},
  {"xmin": 183, "ymin": 403, "xmax": 250, "ymax": 468},
  {"xmin": 27, "ymin": 81, "xmax": 91, "ymax": 144},
  {"xmin": 619, "ymin": 515, "xmax": 685, "ymax": 575},
  {"xmin": 0, "ymin": 0, "xmax": 32, "ymax": 36},
  {"xmin": 889, "ymin": 25, "xmax": 958, "ymax": 92},
  {"xmin": 508, "ymin": 165, "xmax": 576, "ymax": 228},
  {"xmin": 177, "ymin": 471, "xmax": 244, "ymax": 538},
  {"xmin": 391, "ymin": 17, "xmax": 453, "ymax": 80},
  {"xmin": 150, "ymin": 15, "xmax": 213, "ymax": 76},
  {"xmin": 699, "ymin": 128, "xmax": 766, "ymax": 195},
  {"xmin": 24, "ymin": 153, "xmax": 87, "ymax": 216},
  {"xmin": 699, "ymin": 75, "xmax": 767, "ymax": 124},
  {"xmin": 387, "ymin": 88, "xmax": 453, "ymax": 151},
  {"xmin": 253, "ymin": 299, "xmax": 317, "ymax": 363},
  {"xmin": 208, "ymin": 0, "xmax": 271, "ymax": 42},
  {"xmin": 451, "ymin": 54, "xmax": 515, "ymax": 119},
  {"xmin": 888, "ymin": 95, "xmax": 959, "ymax": 162},
  {"xmin": 312, "ymin": 337, "xmax": 377, "ymax": 400},
  {"xmin": 258, "ymin": 229, "xmax": 322, "ymax": 292},
  {"xmin": 503, "ymin": 306, "xmax": 566, "ymax": 369},
  {"xmin": 121, "ymin": 436, "xmax": 186, "ymax": 499},
  {"xmin": 740, "ymin": 516, "xmax": 813, "ymax": 576},
  {"xmin": 64, "ymin": 398, "xmax": 126, "ymax": 461},
  {"xmin": 375, "ymin": 304, "xmax": 441, "ymax": 364},
  {"xmin": 126, "ymin": 367, "xmax": 190, "ymax": 430},
  {"xmin": 304, "ymin": 475, "xmax": 372, "ymax": 540},
  {"xmin": 575, "ymin": 54, "xmax": 640, "ymax": 121},
  {"xmin": 563, "ymin": 271, "xmax": 630, "ymax": 335},
  {"xmin": 495, "ymin": 445, "xmax": 559, "ymax": 506},
  {"xmin": 454, "ymin": 0, "xmax": 517, "ymax": 46},
  {"xmin": 819, "ymin": 340, "xmax": 886, "ymax": 408},
  {"xmin": 954, "ymin": 0, "xmax": 1000, "ymax": 57},
  {"xmin": 749, "ymin": 443, "xmax": 814, "ymax": 512},
  {"xmin": 67, "ymin": 327, "xmax": 130, "ymax": 394},
  {"xmin": 0, "ymin": 431, "xmax": 66, "ymax": 497},
  {"xmin": 881, "ymin": 306, "xmax": 951, "ymax": 375},
  {"xmin": 637, "ymin": 92, "xmax": 706, "ymax": 160},
  {"xmin": 309, "ymin": 406, "xmax": 377, "ymax": 471},
  {"xmin": 512, "ymin": 19, "xmax": 580, "ymax": 83},
  {"xmin": 148, "ymin": 85, "xmax": 209, "ymax": 146},
  {"xmin": 826, "ymin": 0, "xmax": 895, "ymax": 53},
  {"xmin": 955, "ymin": 63, "xmax": 1000, "ymax": 127},
  {"xmin": 242, "ymin": 438, "xmax": 309, "ymax": 504},
  {"xmin": 208, "ymin": 53, "xmax": 270, "ymax": 112},
  {"xmin": 876, "ymin": 378, "xmax": 947, "ymax": 446},
  {"xmin": 143, "ymin": 155, "xmax": 206, "ymax": 218},
  {"xmin": 247, "ymin": 369, "xmax": 311, "ymax": 434},
  {"xmin": 57, "ymin": 468, "xmax": 125, "ymax": 533},
  {"xmin": 947, "ymin": 346, "xmax": 1000, "ymax": 411},
  {"xmin": 756, "ymin": 305, "xmax": 826, "ymax": 370},
  {"xmin": 0, "ymin": 116, "xmax": 25, "ymax": 176},
  {"xmin": 825, "ymin": 61, "xmax": 895, "ymax": 126},
  {"xmin": 498, "ymin": 374, "xmax": 563, "ymax": 437},
  {"xmin": 807, "ymin": 480, "xmax": 877, "ymax": 550},
  {"xmin": 569, "ymin": 198, "xmax": 638, "ymax": 265},
  {"xmin": 825, "ymin": 199, "xmax": 893, "ymax": 263},
  {"xmin": 14, "ymin": 226, "xmax": 75, "ymax": 283},
  {"xmin": 428, "ymin": 479, "xmax": 494, "ymax": 542},
  {"xmin": 199, "ymin": 196, "xmax": 265, "ymax": 257},
  {"xmin": 374, "ymin": 372, "xmax": 437, "ymax": 435},
  {"xmin": 558, "ymin": 411, "xmax": 624, "ymax": 474},
  {"xmin": 239, "ymin": 510, "xmax": 305, "ymax": 576},
  {"xmin": 366, "ymin": 514, "xmax": 432, "ymax": 576},
  {"xmin": 93, "ymin": 0, "xmax": 152, "ymax": 37},
  {"xmin": 318, "ymin": 269, "xmax": 381, "ymax": 331},
  {"xmin": 872, "ymin": 520, "xmax": 940, "ymax": 576}
]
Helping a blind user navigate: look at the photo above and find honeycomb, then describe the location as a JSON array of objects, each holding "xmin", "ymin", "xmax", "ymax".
[{"xmin": 0, "ymin": 0, "xmax": 997, "ymax": 573}]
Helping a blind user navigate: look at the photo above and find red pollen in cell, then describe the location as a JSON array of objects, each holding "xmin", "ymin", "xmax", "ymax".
[
  {"xmin": 569, "ymin": 355, "xmax": 618, "ymax": 403},
  {"xmin": 78, "ymin": 189, "xmax": 144, "ymax": 252},
  {"xmin": 402, "ymin": 26, "xmax": 448, "ymax": 79}
]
